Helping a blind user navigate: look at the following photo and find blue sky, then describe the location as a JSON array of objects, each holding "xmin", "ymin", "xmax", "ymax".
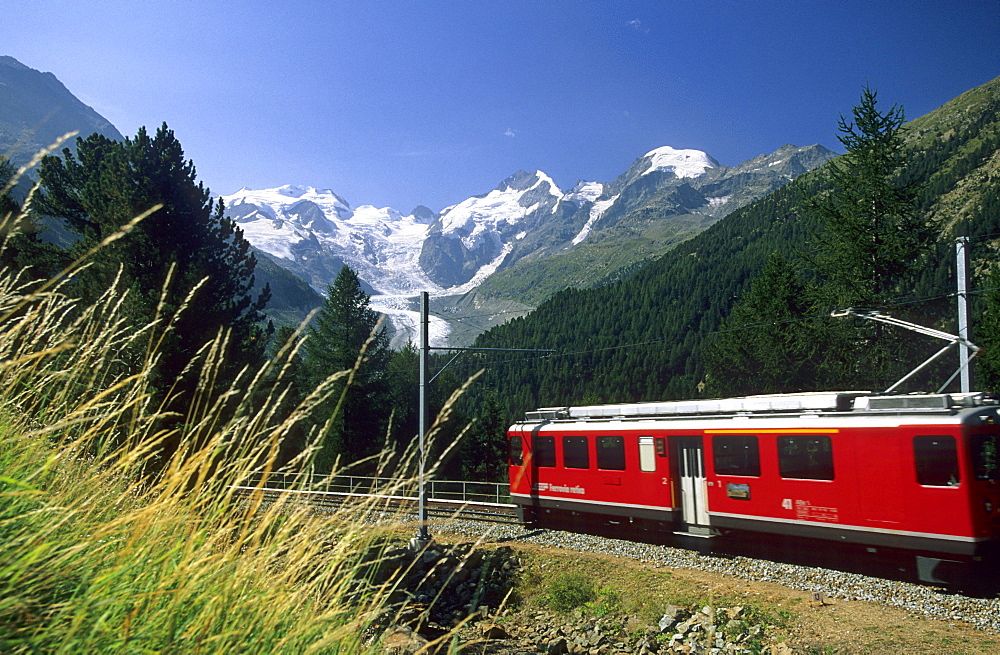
[{"xmin": 7, "ymin": 1, "xmax": 1000, "ymax": 213}]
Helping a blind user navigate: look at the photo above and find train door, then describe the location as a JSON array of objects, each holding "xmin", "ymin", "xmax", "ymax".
[
  {"xmin": 855, "ymin": 433, "xmax": 903, "ymax": 525},
  {"xmin": 675, "ymin": 436, "xmax": 710, "ymax": 529}
]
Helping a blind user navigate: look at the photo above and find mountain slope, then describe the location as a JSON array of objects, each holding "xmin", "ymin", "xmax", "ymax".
[
  {"xmin": 250, "ymin": 247, "xmax": 324, "ymax": 328},
  {"xmin": 469, "ymin": 144, "xmax": 835, "ymax": 306},
  {"xmin": 0, "ymin": 56, "xmax": 123, "ymax": 171},
  {"xmin": 471, "ymin": 76, "xmax": 1000, "ymax": 419}
]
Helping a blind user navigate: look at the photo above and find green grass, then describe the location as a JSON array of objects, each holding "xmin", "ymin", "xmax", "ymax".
[
  {"xmin": 545, "ymin": 571, "xmax": 596, "ymax": 611},
  {"xmin": 0, "ymin": 177, "xmax": 468, "ymax": 653}
]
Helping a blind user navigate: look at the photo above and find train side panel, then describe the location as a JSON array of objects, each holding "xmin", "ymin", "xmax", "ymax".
[
  {"xmin": 705, "ymin": 429, "xmax": 857, "ymax": 543},
  {"xmin": 703, "ymin": 425, "xmax": 985, "ymax": 555},
  {"xmin": 508, "ymin": 424, "xmax": 678, "ymax": 526}
]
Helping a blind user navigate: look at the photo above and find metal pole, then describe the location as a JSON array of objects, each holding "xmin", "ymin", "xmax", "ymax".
[
  {"xmin": 412, "ymin": 291, "xmax": 432, "ymax": 548},
  {"xmin": 407, "ymin": 298, "xmax": 553, "ymax": 551},
  {"xmin": 957, "ymin": 237, "xmax": 972, "ymax": 393}
]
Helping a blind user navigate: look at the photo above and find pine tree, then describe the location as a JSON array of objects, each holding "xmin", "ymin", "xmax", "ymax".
[
  {"xmin": 1, "ymin": 157, "xmax": 60, "ymax": 275},
  {"xmin": 0, "ymin": 157, "xmax": 16, "ymax": 217},
  {"xmin": 34, "ymin": 125, "xmax": 271, "ymax": 432},
  {"xmin": 0, "ymin": 158, "xmax": 21, "ymax": 265},
  {"xmin": 975, "ymin": 265, "xmax": 1000, "ymax": 391},
  {"xmin": 386, "ymin": 342, "xmax": 420, "ymax": 459},
  {"xmin": 302, "ymin": 265, "xmax": 391, "ymax": 471},
  {"xmin": 460, "ymin": 393, "xmax": 507, "ymax": 482},
  {"xmin": 804, "ymin": 86, "xmax": 931, "ymax": 307},
  {"xmin": 801, "ymin": 86, "xmax": 934, "ymax": 388}
]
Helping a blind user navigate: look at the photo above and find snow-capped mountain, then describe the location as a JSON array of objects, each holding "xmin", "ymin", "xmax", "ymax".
[
  {"xmin": 225, "ymin": 184, "xmax": 439, "ymax": 297},
  {"xmin": 420, "ymin": 170, "xmax": 580, "ymax": 290},
  {"xmin": 223, "ymin": 143, "xmax": 836, "ymax": 345},
  {"xmin": 641, "ymin": 145, "xmax": 720, "ymax": 178},
  {"xmin": 225, "ymin": 172, "xmax": 594, "ymax": 344}
]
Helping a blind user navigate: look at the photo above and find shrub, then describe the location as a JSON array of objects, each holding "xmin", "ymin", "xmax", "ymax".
[{"xmin": 546, "ymin": 571, "xmax": 596, "ymax": 611}]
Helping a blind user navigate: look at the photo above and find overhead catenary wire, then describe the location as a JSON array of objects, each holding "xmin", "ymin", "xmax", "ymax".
[
  {"xmin": 269, "ymin": 283, "xmax": 1000, "ymax": 383},
  {"xmin": 417, "ymin": 230, "xmax": 1000, "ymax": 363},
  {"xmin": 427, "ymin": 307, "xmax": 532, "ymax": 322}
]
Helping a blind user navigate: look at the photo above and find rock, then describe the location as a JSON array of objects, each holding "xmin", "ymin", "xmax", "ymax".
[
  {"xmin": 381, "ymin": 625, "xmax": 429, "ymax": 655},
  {"xmin": 625, "ymin": 616, "xmax": 650, "ymax": 635},
  {"xmin": 480, "ymin": 622, "xmax": 510, "ymax": 640},
  {"xmin": 659, "ymin": 612, "xmax": 681, "ymax": 633},
  {"xmin": 547, "ymin": 636, "xmax": 570, "ymax": 654}
]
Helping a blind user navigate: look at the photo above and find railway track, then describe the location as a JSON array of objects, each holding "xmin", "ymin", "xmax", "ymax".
[
  {"xmin": 229, "ymin": 485, "xmax": 1000, "ymax": 634},
  {"xmin": 229, "ymin": 485, "xmax": 520, "ymax": 524}
]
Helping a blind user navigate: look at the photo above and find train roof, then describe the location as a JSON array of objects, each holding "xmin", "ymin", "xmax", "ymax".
[{"xmin": 521, "ymin": 391, "xmax": 1000, "ymax": 423}]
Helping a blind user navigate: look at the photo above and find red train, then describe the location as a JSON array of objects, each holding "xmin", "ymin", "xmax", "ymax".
[{"xmin": 507, "ymin": 391, "xmax": 1000, "ymax": 587}]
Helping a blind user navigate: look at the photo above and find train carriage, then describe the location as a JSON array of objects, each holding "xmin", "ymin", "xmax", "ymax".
[{"xmin": 508, "ymin": 391, "xmax": 1000, "ymax": 587}]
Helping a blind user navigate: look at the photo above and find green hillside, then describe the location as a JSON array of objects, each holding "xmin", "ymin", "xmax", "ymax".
[
  {"xmin": 467, "ymin": 145, "xmax": 835, "ymax": 309},
  {"xmin": 251, "ymin": 247, "xmax": 323, "ymax": 327},
  {"xmin": 470, "ymin": 77, "xmax": 1000, "ymax": 420},
  {"xmin": 469, "ymin": 211, "xmax": 713, "ymax": 306}
]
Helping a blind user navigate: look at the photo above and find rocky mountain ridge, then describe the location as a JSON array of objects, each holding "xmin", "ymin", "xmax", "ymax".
[{"xmin": 225, "ymin": 143, "xmax": 835, "ymax": 345}]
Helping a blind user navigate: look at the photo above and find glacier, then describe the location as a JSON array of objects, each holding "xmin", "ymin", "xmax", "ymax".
[
  {"xmin": 223, "ymin": 173, "xmax": 574, "ymax": 347},
  {"xmin": 221, "ymin": 149, "xmax": 710, "ymax": 346}
]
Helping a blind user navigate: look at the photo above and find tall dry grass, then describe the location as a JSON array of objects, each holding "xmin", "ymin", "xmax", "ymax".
[{"xmin": 0, "ymin": 161, "xmax": 455, "ymax": 652}]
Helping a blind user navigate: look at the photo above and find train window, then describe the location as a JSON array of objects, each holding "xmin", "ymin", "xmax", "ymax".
[
  {"xmin": 639, "ymin": 436, "xmax": 656, "ymax": 472},
  {"xmin": 562, "ymin": 436, "xmax": 590, "ymax": 469},
  {"xmin": 596, "ymin": 435, "xmax": 626, "ymax": 470},
  {"xmin": 777, "ymin": 435, "xmax": 834, "ymax": 480},
  {"xmin": 509, "ymin": 436, "xmax": 523, "ymax": 466},
  {"xmin": 532, "ymin": 435, "xmax": 556, "ymax": 468},
  {"xmin": 914, "ymin": 435, "xmax": 959, "ymax": 486},
  {"xmin": 713, "ymin": 434, "xmax": 760, "ymax": 477},
  {"xmin": 972, "ymin": 435, "xmax": 1000, "ymax": 481}
]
